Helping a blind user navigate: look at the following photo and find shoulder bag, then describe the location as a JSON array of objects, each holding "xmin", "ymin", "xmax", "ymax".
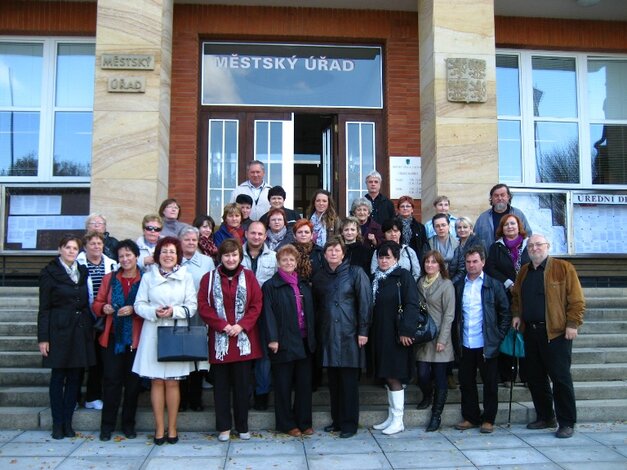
[
  {"xmin": 396, "ymin": 281, "xmax": 438, "ymax": 345},
  {"xmin": 499, "ymin": 327, "xmax": 525, "ymax": 358},
  {"xmin": 157, "ymin": 306, "xmax": 209, "ymax": 362}
]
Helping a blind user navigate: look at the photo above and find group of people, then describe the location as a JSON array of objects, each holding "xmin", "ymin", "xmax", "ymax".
[{"xmin": 37, "ymin": 160, "xmax": 585, "ymax": 444}]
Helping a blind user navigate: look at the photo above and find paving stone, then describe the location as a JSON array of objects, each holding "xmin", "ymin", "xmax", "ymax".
[
  {"xmin": 227, "ymin": 438, "xmax": 304, "ymax": 456},
  {"xmin": 224, "ymin": 453, "xmax": 308, "ymax": 470},
  {"xmin": 583, "ymin": 431, "xmax": 627, "ymax": 446},
  {"xmin": 70, "ymin": 439, "xmax": 154, "ymax": 458},
  {"xmin": 462, "ymin": 447, "xmax": 551, "ymax": 466},
  {"xmin": 447, "ymin": 433, "xmax": 527, "ymax": 450},
  {"xmin": 0, "ymin": 430, "xmax": 21, "ymax": 442},
  {"xmin": 374, "ymin": 434, "xmax": 456, "ymax": 452},
  {"xmin": 56, "ymin": 456, "xmax": 146, "ymax": 469},
  {"xmin": 385, "ymin": 449, "xmax": 472, "ymax": 469},
  {"xmin": 307, "ymin": 452, "xmax": 391, "ymax": 470},
  {"xmin": 0, "ymin": 456, "xmax": 65, "ymax": 469},
  {"xmin": 536, "ymin": 444, "xmax": 626, "ymax": 463},
  {"xmin": 0, "ymin": 440, "xmax": 83, "ymax": 456},
  {"xmin": 144, "ymin": 457, "xmax": 226, "ymax": 470}
]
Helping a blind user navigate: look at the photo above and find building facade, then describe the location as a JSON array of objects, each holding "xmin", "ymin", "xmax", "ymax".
[{"xmin": 1, "ymin": 0, "xmax": 626, "ymax": 261}]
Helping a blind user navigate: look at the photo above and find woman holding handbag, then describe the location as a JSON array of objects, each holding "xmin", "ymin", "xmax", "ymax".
[
  {"xmin": 132, "ymin": 236, "xmax": 198, "ymax": 445},
  {"xmin": 198, "ymin": 238, "xmax": 263, "ymax": 442},
  {"xmin": 415, "ymin": 250, "xmax": 455, "ymax": 432},
  {"xmin": 371, "ymin": 240, "xmax": 420, "ymax": 435},
  {"xmin": 92, "ymin": 239, "xmax": 143, "ymax": 441}
]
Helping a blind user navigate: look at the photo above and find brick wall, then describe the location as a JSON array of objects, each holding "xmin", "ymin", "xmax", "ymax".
[{"xmin": 0, "ymin": 1, "xmax": 96, "ymax": 35}]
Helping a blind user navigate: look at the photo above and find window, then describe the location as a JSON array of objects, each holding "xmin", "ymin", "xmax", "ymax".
[
  {"xmin": 0, "ymin": 38, "xmax": 95, "ymax": 181},
  {"xmin": 497, "ymin": 51, "xmax": 627, "ymax": 189},
  {"xmin": 346, "ymin": 121, "xmax": 375, "ymax": 210},
  {"xmin": 207, "ymin": 119, "xmax": 238, "ymax": 219}
]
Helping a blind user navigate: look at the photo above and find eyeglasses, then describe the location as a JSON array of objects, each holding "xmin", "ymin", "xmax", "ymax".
[
  {"xmin": 144, "ymin": 226, "xmax": 162, "ymax": 232},
  {"xmin": 527, "ymin": 242, "xmax": 548, "ymax": 249},
  {"xmin": 88, "ymin": 221, "xmax": 104, "ymax": 227}
]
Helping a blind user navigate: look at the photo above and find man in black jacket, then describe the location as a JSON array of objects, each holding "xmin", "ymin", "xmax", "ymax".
[
  {"xmin": 453, "ymin": 245, "xmax": 511, "ymax": 434},
  {"xmin": 364, "ymin": 170, "xmax": 395, "ymax": 225}
]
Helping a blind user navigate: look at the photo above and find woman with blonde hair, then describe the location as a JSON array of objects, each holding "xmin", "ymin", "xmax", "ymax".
[{"xmin": 307, "ymin": 189, "xmax": 340, "ymax": 248}]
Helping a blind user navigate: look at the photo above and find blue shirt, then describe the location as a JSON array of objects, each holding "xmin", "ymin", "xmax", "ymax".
[{"xmin": 462, "ymin": 271, "xmax": 484, "ymax": 348}]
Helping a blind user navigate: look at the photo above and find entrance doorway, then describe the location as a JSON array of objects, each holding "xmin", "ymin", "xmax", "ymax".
[{"xmin": 293, "ymin": 114, "xmax": 336, "ymax": 216}]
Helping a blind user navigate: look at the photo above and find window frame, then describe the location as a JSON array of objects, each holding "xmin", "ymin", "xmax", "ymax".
[
  {"xmin": 497, "ymin": 49, "xmax": 627, "ymax": 191},
  {"xmin": 0, "ymin": 36, "xmax": 95, "ymax": 184}
]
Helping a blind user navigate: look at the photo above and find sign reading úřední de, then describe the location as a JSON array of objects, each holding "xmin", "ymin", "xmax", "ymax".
[{"xmin": 202, "ymin": 42, "xmax": 382, "ymax": 108}]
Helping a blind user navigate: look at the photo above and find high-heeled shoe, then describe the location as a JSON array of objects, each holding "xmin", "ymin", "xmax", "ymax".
[
  {"xmin": 153, "ymin": 434, "xmax": 166, "ymax": 446},
  {"xmin": 167, "ymin": 434, "xmax": 179, "ymax": 444}
]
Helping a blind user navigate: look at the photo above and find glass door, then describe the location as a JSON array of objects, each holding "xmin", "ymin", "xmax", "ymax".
[{"xmin": 253, "ymin": 114, "xmax": 295, "ymax": 209}]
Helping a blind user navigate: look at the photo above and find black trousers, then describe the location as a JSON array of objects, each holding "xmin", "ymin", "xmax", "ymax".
[
  {"xmin": 212, "ymin": 361, "xmax": 252, "ymax": 433},
  {"xmin": 272, "ymin": 352, "xmax": 313, "ymax": 433},
  {"xmin": 100, "ymin": 343, "xmax": 140, "ymax": 433},
  {"xmin": 524, "ymin": 323, "xmax": 576, "ymax": 427},
  {"xmin": 498, "ymin": 354, "xmax": 527, "ymax": 383},
  {"xmin": 50, "ymin": 367, "xmax": 82, "ymax": 426},
  {"xmin": 78, "ymin": 337, "xmax": 104, "ymax": 403},
  {"xmin": 327, "ymin": 367, "xmax": 360, "ymax": 434},
  {"xmin": 180, "ymin": 370, "xmax": 204, "ymax": 409},
  {"xmin": 458, "ymin": 346, "xmax": 499, "ymax": 425}
]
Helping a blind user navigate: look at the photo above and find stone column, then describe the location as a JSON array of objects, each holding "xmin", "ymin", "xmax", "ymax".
[
  {"xmin": 418, "ymin": 0, "xmax": 497, "ymax": 223},
  {"xmin": 90, "ymin": 0, "xmax": 173, "ymax": 239}
]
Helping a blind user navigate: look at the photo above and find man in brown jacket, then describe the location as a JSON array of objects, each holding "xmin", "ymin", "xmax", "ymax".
[{"xmin": 512, "ymin": 234, "xmax": 585, "ymax": 439}]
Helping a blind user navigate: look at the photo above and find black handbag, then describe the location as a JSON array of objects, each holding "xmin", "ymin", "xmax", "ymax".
[
  {"xmin": 397, "ymin": 282, "xmax": 438, "ymax": 345},
  {"xmin": 157, "ymin": 306, "xmax": 208, "ymax": 362}
]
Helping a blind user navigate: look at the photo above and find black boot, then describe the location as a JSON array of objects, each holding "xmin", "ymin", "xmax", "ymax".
[
  {"xmin": 426, "ymin": 389, "xmax": 447, "ymax": 432},
  {"xmin": 63, "ymin": 422, "xmax": 76, "ymax": 438},
  {"xmin": 51, "ymin": 423, "xmax": 64, "ymax": 440},
  {"xmin": 416, "ymin": 384, "xmax": 432, "ymax": 410}
]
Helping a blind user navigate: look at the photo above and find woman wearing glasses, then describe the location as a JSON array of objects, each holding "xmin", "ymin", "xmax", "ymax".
[
  {"xmin": 396, "ymin": 196, "xmax": 428, "ymax": 261},
  {"xmin": 136, "ymin": 214, "xmax": 163, "ymax": 272},
  {"xmin": 85, "ymin": 213, "xmax": 119, "ymax": 261}
]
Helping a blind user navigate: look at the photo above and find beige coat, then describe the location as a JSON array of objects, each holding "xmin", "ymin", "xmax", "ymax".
[{"xmin": 415, "ymin": 275, "xmax": 455, "ymax": 363}]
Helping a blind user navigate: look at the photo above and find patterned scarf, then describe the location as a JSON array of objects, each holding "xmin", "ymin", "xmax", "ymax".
[
  {"xmin": 60, "ymin": 258, "xmax": 80, "ymax": 284},
  {"xmin": 211, "ymin": 269, "xmax": 250, "ymax": 361},
  {"xmin": 401, "ymin": 217, "xmax": 413, "ymax": 246},
  {"xmin": 111, "ymin": 273, "xmax": 141, "ymax": 354},
  {"xmin": 372, "ymin": 264, "xmax": 399, "ymax": 304},
  {"xmin": 266, "ymin": 226, "xmax": 287, "ymax": 251},
  {"xmin": 158, "ymin": 264, "xmax": 180, "ymax": 278},
  {"xmin": 310, "ymin": 213, "xmax": 326, "ymax": 247},
  {"xmin": 422, "ymin": 271, "xmax": 440, "ymax": 290},
  {"xmin": 294, "ymin": 242, "xmax": 314, "ymax": 280},
  {"xmin": 504, "ymin": 235, "xmax": 524, "ymax": 274},
  {"xmin": 198, "ymin": 235, "xmax": 218, "ymax": 260},
  {"xmin": 278, "ymin": 269, "xmax": 306, "ymax": 336}
]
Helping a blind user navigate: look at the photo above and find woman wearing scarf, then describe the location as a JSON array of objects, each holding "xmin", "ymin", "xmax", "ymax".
[
  {"xmin": 427, "ymin": 213, "xmax": 459, "ymax": 271},
  {"xmin": 158, "ymin": 198, "xmax": 188, "ymax": 238},
  {"xmin": 485, "ymin": 213, "xmax": 530, "ymax": 385},
  {"xmin": 265, "ymin": 208, "xmax": 295, "ymax": 251},
  {"xmin": 38, "ymin": 235, "xmax": 96, "ymax": 440},
  {"xmin": 396, "ymin": 195, "xmax": 428, "ymax": 261},
  {"xmin": 213, "ymin": 203, "xmax": 246, "ymax": 247},
  {"xmin": 93, "ymin": 240, "xmax": 143, "ymax": 441},
  {"xmin": 133, "ymin": 236, "xmax": 199, "ymax": 445},
  {"xmin": 307, "ymin": 189, "xmax": 340, "ymax": 248},
  {"xmin": 262, "ymin": 244, "xmax": 316, "ymax": 437},
  {"xmin": 371, "ymin": 241, "xmax": 419, "ymax": 435},
  {"xmin": 369, "ymin": 218, "xmax": 422, "ymax": 281},
  {"xmin": 198, "ymin": 238, "xmax": 263, "ymax": 442},
  {"xmin": 292, "ymin": 219, "xmax": 324, "ymax": 284},
  {"xmin": 415, "ymin": 250, "xmax": 455, "ymax": 432},
  {"xmin": 193, "ymin": 214, "xmax": 219, "ymax": 263}
]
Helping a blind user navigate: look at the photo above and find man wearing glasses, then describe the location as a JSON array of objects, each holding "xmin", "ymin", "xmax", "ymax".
[{"xmin": 511, "ymin": 234, "xmax": 585, "ymax": 439}]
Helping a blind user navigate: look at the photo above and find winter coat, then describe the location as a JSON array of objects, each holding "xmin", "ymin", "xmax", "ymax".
[
  {"xmin": 198, "ymin": 265, "xmax": 263, "ymax": 364},
  {"xmin": 453, "ymin": 273, "xmax": 511, "ymax": 359},
  {"xmin": 312, "ymin": 259, "xmax": 372, "ymax": 368},
  {"xmin": 92, "ymin": 270, "xmax": 144, "ymax": 350},
  {"xmin": 345, "ymin": 242, "xmax": 373, "ymax": 277},
  {"xmin": 37, "ymin": 258, "xmax": 96, "ymax": 369},
  {"xmin": 262, "ymin": 272, "xmax": 316, "ymax": 363},
  {"xmin": 132, "ymin": 265, "xmax": 203, "ymax": 378},
  {"xmin": 416, "ymin": 275, "xmax": 455, "ymax": 363},
  {"xmin": 372, "ymin": 267, "xmax": 419, "ymax": 380},
  {"xmin": 242, "ymin": 244, "xmax": 278, "ymax": 287},
  {"xmin": 474, "ymin": 206, "xmax": 532, "ymax": 249},
  {"xmin": 401, "ymin": 217, "xmax": 429, "ymax": 261},
  {"xmin": 485, "ymin": 237, "xmax": 530, "ymax": 291},
  {"xmin": 370, "ymin": 244, "xmax": 421, "ymax": 281},
  {"xmin": 135, "ymin": 236, "xmax": 159, "ymax": 272},
  {"xmin": 359, "ymin": 218, "xmax": 384, "ymax": 249},
  {"xmin": 365, "ymin": 193, "xmax": 395, "ymax": 226}
]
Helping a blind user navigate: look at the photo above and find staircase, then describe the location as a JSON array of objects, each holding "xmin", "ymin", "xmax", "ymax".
[{"xmin": 1, "ymin": 286, "xmax": 626, "ymax": 431}]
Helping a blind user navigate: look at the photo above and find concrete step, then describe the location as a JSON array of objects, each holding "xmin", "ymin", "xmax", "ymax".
[
  {"xmin": 0, "ymin": 322, "xmax": 37, "ymax": 335},
  {"xmin": 0, "ymin": 336, "xmax": 39, "ymax": 352},
  {"xmin": 0, "ymin": 351, "xmax": 41, "ymax": 368},
  {"xmin": 573, "ymin": 347, "xmax": 627, "ymax": 364},
  {"xmin": 582, "ymin": 308, "xmax": 627, "ymax": 321},
  {"xmin": 0, "ymin": 287, "xmax": 38, "ymax": 296},
  {"xmin": 571, "ymin": 363, "xmax": 627, "ymax": 381},
  {"xmin": 579, "ymin": 320, "xmax": 627, "ymax": 334},
  {"xmin": 574, "ymin": 334, "xmax": 627, "ymax": 348},
  {"xmin": 2, "ymin": 397, "xmax": 626, "ymax": 431},
  {"xmin": 0, "ymin": 297, "xmax": 39, "ymax": 308},
  {"xmin": 585, "ymin": 297, "xmax": 627, "ymax": 308},
  {"xmin": 0, "ymin": 368, "xmax": 50, "ymax": 386},
  {"xmin": 583, "ymin": 287, "xmax": 627, "ymax": 297},
  {"xmin": 0, "ymin": 310, "xmax": 37, "ymax": 322}
]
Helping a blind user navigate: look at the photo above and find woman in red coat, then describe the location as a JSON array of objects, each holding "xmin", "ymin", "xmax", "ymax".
[{"xmin": 198, "ymin": 238, "xmax": 263, "ymax": 442}]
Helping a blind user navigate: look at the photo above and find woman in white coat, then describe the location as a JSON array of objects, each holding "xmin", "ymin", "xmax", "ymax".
[{"xmin": 133, "ymin": 236, "xmax": 199, "ymax": 445}]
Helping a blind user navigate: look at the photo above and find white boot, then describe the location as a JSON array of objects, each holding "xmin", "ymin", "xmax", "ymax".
[
  {"xmin": 382, "ymin": 390, "xmax": 405, "ymax": 435},
  {"xmin": 373, "ymin": 389, "xmax": 393, "ymax": 430}
]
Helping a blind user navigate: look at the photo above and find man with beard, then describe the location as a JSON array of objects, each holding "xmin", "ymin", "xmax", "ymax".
[
  {"xmin": 511, "ymin": 234, "xmax": 585, "ymax": 439},
  {"xmin": 474, "ymin": 184, "xmax": 532, "ymax": 249}
]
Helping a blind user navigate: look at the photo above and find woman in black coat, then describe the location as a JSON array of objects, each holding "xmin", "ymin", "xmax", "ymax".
[
  {"xmin": 396, "ymin": 195, "xmax": 429, "ymax": 261},
  {"xmin": 312, "ymin": 237, "xmax": 372, "ymax": 438},
  {"xmin": 38, "ymin": 235, "xmax": 96, "ymax": 439},
  {"xmin": 371, "ymin": 241, "xmax": 419, "ymax": 435},
  {"xmin": 263, "ymin": 245, "xmax": 316, "ymax": 437}
]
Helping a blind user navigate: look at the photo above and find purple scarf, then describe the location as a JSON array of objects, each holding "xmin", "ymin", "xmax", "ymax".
[
  {"xmin": 504, "ymin": 235, "xmax": 524, "ymax": 272},
  {"xmin": 278, "ymin": 268, "xmax": 306, "ymax": 337}
]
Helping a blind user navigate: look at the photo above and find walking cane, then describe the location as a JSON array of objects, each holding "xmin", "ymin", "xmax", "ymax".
[{"xmin": 507, "ymin": 328, "xmax": 517, "ymax": 427}]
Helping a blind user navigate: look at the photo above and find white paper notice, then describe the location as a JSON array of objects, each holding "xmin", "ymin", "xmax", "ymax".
[
  {"xmin": 389, "ymin": 156, "xmax": 421, "ymax": 199},
  {"xmin": 10, "ymin": 195, "xmax": 62, "ymax": 215}
]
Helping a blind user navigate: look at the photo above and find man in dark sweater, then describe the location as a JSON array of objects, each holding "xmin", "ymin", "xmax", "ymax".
[{"xmin": 364, "ymin": 170, "xmax": 395, "ymax": 225}]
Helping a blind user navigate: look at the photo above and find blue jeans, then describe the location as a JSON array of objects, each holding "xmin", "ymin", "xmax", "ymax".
[{"xmin": 254, "ymin": 357, "xmax": 272, "ymax": 395}]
